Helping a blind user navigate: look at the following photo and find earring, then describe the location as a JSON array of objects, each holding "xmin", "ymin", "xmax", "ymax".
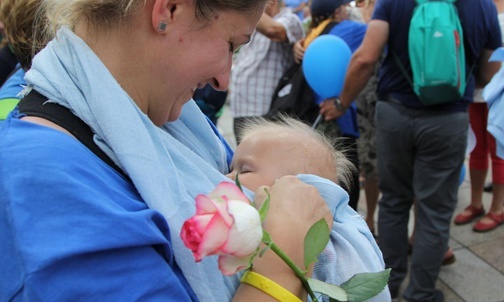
[{"xmin": 157, "ymin": 21, "xmax": 167, "ymax": 32}]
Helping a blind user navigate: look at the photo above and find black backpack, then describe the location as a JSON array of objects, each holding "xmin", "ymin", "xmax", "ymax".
[{"xmin": 265, "ymin": 21, "xmax": 338, "ymax": 125}]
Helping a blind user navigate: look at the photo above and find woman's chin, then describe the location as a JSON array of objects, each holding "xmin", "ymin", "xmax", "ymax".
[{"xmin": 166, "ymin": 108, "xmax": 184, "ymax": 123}]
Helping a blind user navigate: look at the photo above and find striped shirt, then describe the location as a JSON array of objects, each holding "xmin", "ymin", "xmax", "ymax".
[{"xmin": 229, "ymin": 8, "xmax": 304, "ymax": 117}]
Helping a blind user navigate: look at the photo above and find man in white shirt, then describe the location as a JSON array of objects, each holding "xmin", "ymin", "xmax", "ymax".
[{"xmin": 228, "ymin": 0, "xmax": 304, "ymax": 144}]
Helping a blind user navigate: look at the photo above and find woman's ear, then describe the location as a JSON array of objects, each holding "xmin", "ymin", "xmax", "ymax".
[{"xmin": 152, "ymin": 0, "xmax": 174, "ymax": 33}]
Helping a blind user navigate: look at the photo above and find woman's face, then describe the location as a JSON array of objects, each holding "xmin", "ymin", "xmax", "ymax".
[{"xmin": 149, "ymin": 3, "xmax": 263, "ymax": 125}]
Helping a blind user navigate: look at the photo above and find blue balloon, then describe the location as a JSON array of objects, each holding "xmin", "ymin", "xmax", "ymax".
[
  {"xmin": 459, "ymin": 164, "xmax": 466, "ymax": 187},
  {"xmin": 302, "ymin": 35, "xmax": 352, "ymax": 99}
]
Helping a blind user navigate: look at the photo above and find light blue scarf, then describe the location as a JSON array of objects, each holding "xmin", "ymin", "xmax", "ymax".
[
  {"xmin": 24, "ymin": 27, "xmax": 387, "ymax": 301},
  {"xmin": 299, "ymin": 175, "xmax": 389, "ymax": 302},
  {"xmin": 483, "ymin": 47, "xmax": 504, "ymax": 159}
]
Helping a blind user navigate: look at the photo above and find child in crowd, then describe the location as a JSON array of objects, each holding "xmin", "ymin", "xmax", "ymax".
[{"xmin": 226, "ymin": 115, "xmax": 391, "ymax": 301}]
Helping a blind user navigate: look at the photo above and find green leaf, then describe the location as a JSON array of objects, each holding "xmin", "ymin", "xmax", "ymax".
[
  {"xmin": 245, "ymin": 247, "xmax": 260, "ymax": 268},
  {"xmin": 234, "ymin": 173, "xmax": 243, "ymax": 191},
  {"xmin": 340, "ymin": 269, "xmax": 390, "ymax": 302},
  {"xmin": 304, "ymin": 219, "xmax": 330, "ymax": 269},
  {"xmin": 307, "ymin": 278, "xmax": 348, "ymax": 301},
  {"xmin": 257, "ymin": 188, "xmax": 270, "ymax": 222},
  {"xmin": 259, "ymin": 245, "xmax": 271, "ymax": 257},
  {"xmin": 262, "ymin": 231, "xmax": 273, "ymax": 245}
]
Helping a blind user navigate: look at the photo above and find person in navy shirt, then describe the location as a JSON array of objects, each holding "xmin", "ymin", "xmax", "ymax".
[{"xmin": 324, "ymin": 0, "xmax": 502, "ymax": 301}]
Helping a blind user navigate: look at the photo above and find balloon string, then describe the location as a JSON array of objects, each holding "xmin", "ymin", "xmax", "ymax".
[{"xmin": 311, "ymin": 113, "xmax": 323, "ymax": 129}]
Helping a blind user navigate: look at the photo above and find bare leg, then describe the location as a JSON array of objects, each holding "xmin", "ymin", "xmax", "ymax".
[
  {"xmin": 364, "ymin": 178, "xmax": 379, "ymax": 233},
  {"xmin": 469, "ymin": 168, "xmax": 487, "ymax": 209},
  {"xmin": 490, "ymin": 183, "xmax": 504, "ymax": 214}
]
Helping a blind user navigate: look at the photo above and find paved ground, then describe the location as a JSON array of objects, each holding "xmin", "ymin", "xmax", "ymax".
[{"xmin": 216, "ymin": 104, "xmax": 504, "ymax": 302}]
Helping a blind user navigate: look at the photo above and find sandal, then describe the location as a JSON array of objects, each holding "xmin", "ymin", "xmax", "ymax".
[
  {"xmin": 454, "ymin": 205, "xmax": 485, "ymax": 225},
  {"xmin": 473, "ymin": 212, "xmax": 504, "ymax": 232},
  {"xmin": 442, "ymin": 247, "xmax": 456, "ymax": 266}
]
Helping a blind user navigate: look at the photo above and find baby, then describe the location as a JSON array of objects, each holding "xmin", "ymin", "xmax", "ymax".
[
  {"xmin": 227, "ymin": 115, "xmax": 354, "ymax": 192},
  {"xmin": 226, "ymin": 115, "xmax": 390, "ymax": 301}
]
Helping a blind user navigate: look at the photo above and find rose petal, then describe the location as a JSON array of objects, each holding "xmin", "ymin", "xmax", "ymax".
[
  {"xmin": 212, "ymin": 198, "xmax": 234, "ymax": 227},
  {"xmin": 180, "ymin": 219, "xmax": 202, "ymax": 252},
  {"xmin": 209, "ymin": 182, "xmax": 250, "ymax": 204},
  {"xmin": 189, "ymin": 214, "xmax": 213, "ymax": 234},
  {"xmin": 180, "ymin": 215, "xmax": 213, "ymax": 258},
  {"xmin": 196, "ymin": 213, "xmax": 230, "ymax": 260},
  {"xmin": 196, "ymin": 193, "xmax": 234, "ymax": 227},
  {"xmin": 195, "ymin": 194, "xmax": 218, "ymax": 215},
  {"xmin": 221, "ymin": 201, "xmax": 262, "ymax": 256},
  {"xmin": 218, "ymin": 254, "xmax": 251, "ymax": 276}
]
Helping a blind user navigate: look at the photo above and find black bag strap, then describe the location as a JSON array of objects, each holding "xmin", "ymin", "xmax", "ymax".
[
  {"xmin": 17, "ymin": 90, "xmax": 128, "ymax": 178},
  {"xmin": 320, "ymin": 21, "xmax": 338, "ymax": 35}
]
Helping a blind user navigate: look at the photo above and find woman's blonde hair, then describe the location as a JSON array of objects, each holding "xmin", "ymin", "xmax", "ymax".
[
  {"xmin": 238, "ymin": 115, "xmax": 356, "ymax": 188},
  {"xmin": 0, "ymin": 0, "xmax": 47, "ymax": 70},
  {"xmin": 40, "ymin": 0, "xmax": 267, "ymax": 38}
]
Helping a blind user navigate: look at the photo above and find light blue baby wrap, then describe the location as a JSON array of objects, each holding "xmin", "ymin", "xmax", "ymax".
[
  {"xmin": 483, "ymin": 47, "xmax": 504, "ymax": 159},
  {"xmin": 24, "ymin": 27, "xmax": 388, "ymax": 301}
]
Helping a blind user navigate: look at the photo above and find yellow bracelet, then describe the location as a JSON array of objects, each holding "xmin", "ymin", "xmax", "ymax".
[{"xmin": 240, "ymin": 270, "xmax": 302, "ymax": 302}]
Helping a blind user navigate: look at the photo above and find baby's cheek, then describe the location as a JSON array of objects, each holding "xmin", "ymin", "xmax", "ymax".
[{"xmin": 237, "ymin": 174, "xmax": 261, "ymax": 192}]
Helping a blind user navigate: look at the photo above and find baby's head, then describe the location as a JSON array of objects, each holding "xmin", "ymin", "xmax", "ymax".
[{"xmin": 227, "ymin": 116, "xmax": 354, "ymax": 191}]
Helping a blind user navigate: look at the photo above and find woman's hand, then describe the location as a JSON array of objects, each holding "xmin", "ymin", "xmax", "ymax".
[
  {"xmin": 254, "ymin": 176, "xmax": 333, "ymax": 253},
  {"xmin": 293, "ymin": 39, "xmax": 305, "ymax": 64},
  {"xmin": 234, "ymin": 176, "xmax": 332, "ymax": 301}
]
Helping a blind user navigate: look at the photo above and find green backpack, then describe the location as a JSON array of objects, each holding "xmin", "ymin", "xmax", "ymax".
[{"xmin": 398, "ymin": 0, "xmax": 468, "ymax": 106}]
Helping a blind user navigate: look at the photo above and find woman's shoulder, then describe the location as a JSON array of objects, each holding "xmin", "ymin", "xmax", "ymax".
[
  {"xmin": 0, "ymin": 115, "xmax": 141, "ymax": 207},
  {"xmin": 0, "ymin": 115, "xmax": 192, "ymax": 301}
]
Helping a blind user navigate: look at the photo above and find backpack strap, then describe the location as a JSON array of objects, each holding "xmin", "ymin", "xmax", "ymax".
[
  {"xmin": 304, "ymin": 20, "xmax": 339, "ymax": 48},
  {"xmin": 17, "ymin": 90, "xmax": 128, "ymax": 178},
  {"xmin": 392, "ymin": 50, "xmax": 414, "ymax": 89}
]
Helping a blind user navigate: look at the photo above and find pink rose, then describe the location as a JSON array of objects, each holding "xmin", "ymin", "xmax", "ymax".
[{"xmin": 180, "ymin": 182, "xmax": 263, "ymax": 275}]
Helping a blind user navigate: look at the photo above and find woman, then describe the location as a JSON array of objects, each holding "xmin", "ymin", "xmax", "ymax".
[
  {"xmin": 0, "ymin": 0, "xmax": 333, "ymax": 301},
  {"xmin": 453, "ymin": 0, "xmax": 504, "ymax": 232}
]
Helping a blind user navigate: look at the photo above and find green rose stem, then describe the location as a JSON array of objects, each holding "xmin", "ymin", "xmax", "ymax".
[{"xmin": 268, "ymin": 242, "xmax": 318, "ymax": 301}]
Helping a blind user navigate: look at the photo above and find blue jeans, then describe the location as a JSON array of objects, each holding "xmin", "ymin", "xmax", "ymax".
[{"xmin": 376, "ymin": 100, "xmax": 468, "ymax": 302}]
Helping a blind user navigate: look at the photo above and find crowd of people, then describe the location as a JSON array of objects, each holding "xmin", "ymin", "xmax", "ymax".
[
  {"xmin": 227, "ymin": 0, "xmax": 503, "ymax": 301},
  {"xmin": 329, "ymin": 1, "xmax": 502, "ymax": 301},
  {"xmin": 0, "ymin": 0, "xmax": 503, "ymax": 301}
]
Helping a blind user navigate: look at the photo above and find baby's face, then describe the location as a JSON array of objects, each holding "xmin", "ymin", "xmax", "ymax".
[
  {"xmin": 226, "ymin": 135, "xmax": 292, "ymax": 191},
  {"xmin": 226, "ymin": 132, "xmax": 335, "ymax": 191}
]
